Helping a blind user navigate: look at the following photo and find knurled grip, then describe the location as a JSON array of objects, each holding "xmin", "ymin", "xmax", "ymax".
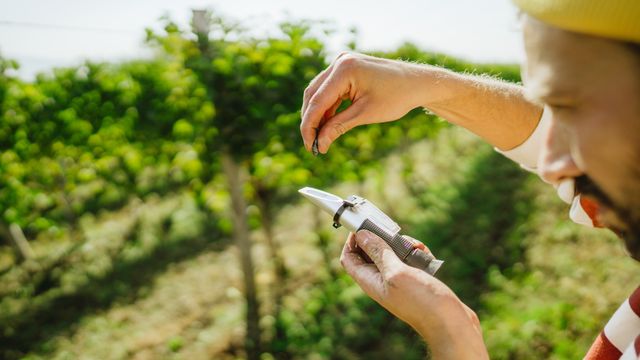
[{"xmin": 358, "ymin": 219, "xmax": 441, "ymax": 275}]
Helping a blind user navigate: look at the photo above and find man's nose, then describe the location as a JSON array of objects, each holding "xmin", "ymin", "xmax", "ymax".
[{"xmin": 537, "ymin": 118, "xmax": 582, "ymax": 184}]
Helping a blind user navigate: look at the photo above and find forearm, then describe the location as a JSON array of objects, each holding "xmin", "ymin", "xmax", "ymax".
[{"xmin": 407, "ymin": 64, "xmax": 543, "ymax": 151}]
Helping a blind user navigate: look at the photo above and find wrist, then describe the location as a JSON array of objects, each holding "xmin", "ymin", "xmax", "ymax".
[
  {"xmin": 414, "ymin": 301, "xmax": 488, "ymax": 359},
  {"xmin": 419, "ymin": 328, "xmax": 488, "ymax": 360},
  {"xmin": 407, "ymin": 64, "xmax": 455, "ymax": 110},
  {"xmin": 391, "ymin": 60, "xmax": 442, "ymax": 111}
]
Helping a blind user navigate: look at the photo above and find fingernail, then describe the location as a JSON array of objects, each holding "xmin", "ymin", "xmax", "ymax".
[{"xmin": 319, "ymin": 137, "xmax": 329, "ymax": 154}]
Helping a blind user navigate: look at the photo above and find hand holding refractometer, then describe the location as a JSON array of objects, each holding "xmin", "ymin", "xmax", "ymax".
[{"xmin": 299, "ymin": 187, "xmax": 443, "ymax": 275}]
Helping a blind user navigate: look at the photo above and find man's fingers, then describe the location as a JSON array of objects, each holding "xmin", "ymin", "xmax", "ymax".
[
  {"xmin": 300, "ymin": 67, "xmax": 334, "ymax": 151},
  {"xmin": 301, "ymin": 66, "xmax": 333, "ymax": 121},
  {"xmin": 301, "ymin": 52, "xmax": 351, "ymax": 120},
  {"xmin": 341, "ymin": 232, "xmax": 367, "ymax": 266},
  {"xmin": 354, "ymin": 230, "xmax": 404, "ymax": 276},
  {"xmin": 324, "ymin": 97, "xmax": 344, "ymax": 121},
  {"xmin": 340, "ymin": 233, "xmax": 385, "ymax": 303},
  {"xmin": 300, "ymin": 63, "xmax": 343, "ymax": 151},
  {"xmin": 317, "ymin": 99, "xmax": 366, "ymax": 153},
  {"xmin": 300, "ymin": 69, "xmax": 350, "ymax": 152}
]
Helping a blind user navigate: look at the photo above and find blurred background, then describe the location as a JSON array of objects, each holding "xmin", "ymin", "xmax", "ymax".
[{"xmin": 0, "ymin": 1, "xmax": 637, "ymax": 359}]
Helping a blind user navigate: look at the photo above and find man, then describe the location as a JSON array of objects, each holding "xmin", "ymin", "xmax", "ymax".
[{"xmin": 299, "ymin": 0, "xmax": 640, "ymax": 358}]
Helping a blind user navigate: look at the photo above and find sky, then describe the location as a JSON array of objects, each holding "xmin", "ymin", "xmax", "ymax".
[{"xmin": 0, "ymin": 0, "xmax": 525, "ymax": 80}]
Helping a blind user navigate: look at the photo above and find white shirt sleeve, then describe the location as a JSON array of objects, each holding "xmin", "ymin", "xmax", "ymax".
[
  {"xmin": 494, "ymin": 107, "xmax": 551, "ymax": 172},
  {"xmin": 492, "ymin": 109, "xmax": 596, "ymax": 228}
]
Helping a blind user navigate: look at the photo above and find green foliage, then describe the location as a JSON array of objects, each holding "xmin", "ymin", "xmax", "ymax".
[
  {"xmin": 0, "ymin": 58, "xmax": 212, "ymax": 235},
  {"xmin": 167, "ymin": 336, "xmax": 185, "ymax": 352},
  {"xmin": 409, "ymin": 145, "xmax": 536, "ymax": 307},
  {"xmin": 146, "ymin": 16, "xmax": 327, "ymax": 161},
  {"xmin": 0, "ymin": 53, "xmax": 19, "ymax": 108},
  {"xmin": 277, "ymin": 273, "xmax": 427, "ymax": 359}
]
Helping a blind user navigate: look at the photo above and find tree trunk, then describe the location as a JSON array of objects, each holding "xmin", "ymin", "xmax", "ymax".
[
  {"xmin": 221, "ymin": 151, "xmax": 261, "ymax": 360},
  {"xmin": 0, "ymin": 222, "xmax": 34, "ymax": 263},
  {"xmin": 254, "ymin": 188, "xmax": 290, "ymax": 358}
]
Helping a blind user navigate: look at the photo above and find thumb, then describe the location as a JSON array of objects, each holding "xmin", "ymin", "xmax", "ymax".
[
  {"xmin": 318, "ymin": 99, "xmax": 367, "ymax": 153},
  {"xmin": 355, "ymin": 230, "xmax": 403, "ymax": 276}
]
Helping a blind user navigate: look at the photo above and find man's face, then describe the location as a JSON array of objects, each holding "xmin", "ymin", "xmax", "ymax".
[{"xmin": 522, "ymin": 16, "xmax": 640, "ymax": 258}]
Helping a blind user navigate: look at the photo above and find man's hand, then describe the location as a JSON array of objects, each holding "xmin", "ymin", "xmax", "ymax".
[
  {"xmin": 300, "ymin": 52, "xmax": 542, "ymax": 153},
  {"xmin": 300, "ymin": 52, "xmax": 432, "ymax": 154},
  {"xmin": 340, "ymin": 230, "xmax": 489, "ymax": 360}
]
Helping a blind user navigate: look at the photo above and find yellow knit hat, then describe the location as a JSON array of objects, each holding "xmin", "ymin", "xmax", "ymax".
[{"xmin": 512, "ymin": 0, "xmax": 640, "ymax": 43}]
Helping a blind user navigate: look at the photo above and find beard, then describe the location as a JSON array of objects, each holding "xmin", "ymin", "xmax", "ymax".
[{"xmin": 575, "ymin": 175, "xmax": 640, "ymax": 261}]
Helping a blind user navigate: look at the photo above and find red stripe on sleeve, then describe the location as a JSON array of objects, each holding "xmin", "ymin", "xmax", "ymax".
[
  {"xmin": 579, "ymin": 197, "xmax": 602, "ymax": 227},
  {"xmin": 628, "ymin": 286, "xmax": 640, "ymax": 317},
  {"xmin": 585, "ymin": 332, "xmax": 623, "ymax": 360},
  {"xmin": 634, "ymin": 334, "xmax": 640, "ymax": 357}
]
